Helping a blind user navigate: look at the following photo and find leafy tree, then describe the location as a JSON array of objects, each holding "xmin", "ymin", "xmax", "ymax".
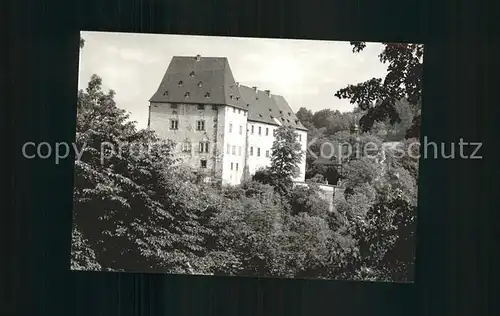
[
  {"xmin": 252, "ymin": 167, "xmax": 274, "ymax": 185},
  {"xmin": 268, "ymin": 126, "xmax": 304, "ymax": 197},
  {"xmin": 335, "ymin": 42, "xmax": 423, "ymax": 136},
  {"xmin": 209, "ymin": 181, "xmax": 288, "ymax": 276},
  {"xmin": 311, "ymin": 109, "xmax": 335, "ymax": 129},
  {"xmin": 73, "ymin": 74, "xmax": 226, "ymax": 274},
  {"xmin": 386, "ymin": 99, "xmax": 418, "ymax": 141},
  {"xmin": 288, "ymin": 183, "xmax": 330, "ymax": 217},
  {"xmin": 296, "ymin": 107, "xmax": 315, "ymax": 130},
  {"xmin": 72, "ymin": 37, "xmax": 418, "ymax": 282},
  {"xmin": 73, "ymin": 74, "xmax": 179, "ymax": 271},
  {"xmin": 332, "ymin": 137, "xmax": 419, "ymax": 282},
  {"xmin": 353, "ymin": 164, "xmax": 418, "ymax": 282},
  {"xmin": 70, "ymin": 227, "xmax": 101, "ymax": 271}
]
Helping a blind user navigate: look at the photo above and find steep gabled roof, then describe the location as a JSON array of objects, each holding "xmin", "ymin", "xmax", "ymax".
[
  {"xmin": 271, "ymin": 95, "xmax": 308, "ymax": 131},
  {"xmin": 149, "ymin": 56, "xmax": 247, "ymax": 110},
  {"xmin": 150, "ymin": 55, "xmax": 308, "ymax": 131},
  {"xmin": 239, "ymin": 85, "xmax": 280, "ymax": 126}
]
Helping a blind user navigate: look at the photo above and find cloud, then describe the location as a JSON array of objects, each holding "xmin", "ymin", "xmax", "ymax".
[{"xmin": 104, "ymin": 46, "xmax": 159, "ymax": 64}]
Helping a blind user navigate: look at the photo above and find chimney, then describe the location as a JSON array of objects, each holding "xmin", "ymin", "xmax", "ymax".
[
  {"xmin": 252, "ymin": 86, "xmax": 258, "ymax": 92},
  {"xmin": 195, "ymin": 54, "xmax": 201, "ymax": 61},
  {"xmin": 265, "ymin": 89, "xmax": 271, "ymax": 96},
  {"xmin": 235, "ymin": 82, "xmax": 240, "ymax": 87}
]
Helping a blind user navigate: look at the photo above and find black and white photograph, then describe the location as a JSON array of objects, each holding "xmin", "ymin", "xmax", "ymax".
[{"xmin": 71, "ymin": 31, "xmax": 422, "ymax": 283}]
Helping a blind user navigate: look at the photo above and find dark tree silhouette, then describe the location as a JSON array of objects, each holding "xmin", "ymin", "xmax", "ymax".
[{"xmin": 335, "ymin": 42, "xmax": 423, "ymax": 137}]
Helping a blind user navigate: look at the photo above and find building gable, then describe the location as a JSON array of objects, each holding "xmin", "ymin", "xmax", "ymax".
[{"xmin": 149, "ymin": 56, "xmax": 247, "ymax": 110}]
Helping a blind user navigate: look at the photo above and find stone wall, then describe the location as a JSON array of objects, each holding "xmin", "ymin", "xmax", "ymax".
[{"xmin": 149, "ymin": 102, "xmax": 221, "ymax": 176}]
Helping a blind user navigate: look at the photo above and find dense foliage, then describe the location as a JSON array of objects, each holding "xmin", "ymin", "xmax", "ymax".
[{"xmin": 334, "ymin": 42, "xmax": 423, "ymax": 137}]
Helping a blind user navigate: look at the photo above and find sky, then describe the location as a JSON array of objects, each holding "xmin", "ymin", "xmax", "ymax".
[{"xmin": 78, "ymin": 31, "xmax": 388, "ymax": 129}]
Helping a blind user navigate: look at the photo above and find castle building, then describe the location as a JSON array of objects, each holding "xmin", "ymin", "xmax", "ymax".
[{"xmin": 148, "ymin": 55, "xmax": 308, "ymax": 185}]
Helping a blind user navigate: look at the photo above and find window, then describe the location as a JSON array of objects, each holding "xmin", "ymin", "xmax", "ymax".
[
  {"xmin": 238, "ymin": 109, "xmax": 241, "ymax": 114},
  {"xmin": 205, "ymin": 92, "xmax": 211, "ymax": 98},
  {"xmin": 233, "ymin": 107, "xmax": 236, "ymax": 113},
  {"xmin": 198, "ymin": 81, "xmax": 203, "ymax": 87},
  {"xmin": 232, "ymin": 145, "xmax": 236, "ymax": 155},
  {"xmin": 229, "ymin": 123, "xmax": 233, "ymax": 133},
  {"xmin": 258, "ymin": 126, "xmax": 261, "ymax": 135},
  {"xmin": 185, "ymin": 92, "xmax": 190, "ymax": 98},
  {"xmin": 170, "ymin": 103, "xmax": 178, "ymax": 109},
  {"xmin": 266, "ymin": 150, "xmax": 270, "ymax": 157},
  {"xmin": 243, "ymin": 111, "xmax": 247, "ymax": 116},
  {"xmin": 231, "ymin": 163, "xmax": 234, "ymax": 170},
  {"xmin": 182, "ymin": 141, "xmax": 191, "ymax": 152},
  {"xmin": 196, "ymin": 120, "xmax": 205, "ymax": 131},
  {"xmin": 238, "ymin": 146, "xmax": 242, "ymax": 156},
  {"xmin": 299, "ymin": 134, "xmax": 302, "ymax": 141},
  {"xmin": 199, "ymin": 142, "xmax": 209, "ymax": 153},
  {"xmin": 239, "ymin": 125, "xmax": 242, "ymax": 135},
  {"xmin": 227, "ymin": 144, "xmax": 230, "ymax": 154},
  {"xmin": 250, "ymin": 147, "xmax": 253, "ymax": 156},
  {"xmin": 212, "ymin": 104, "xmax": 217, "ymax": 110},
  {"xmin": 251, "ymin": 125, "xmax": 254, "ymax": 134},
  {"xmin": 170, "ymin": 119, "xmax": 179, "ymax": 130},
  {"xmin": 266, "ymin": 127, "xmax": 269, "ymax": 136},
  {"xmin": 236, "ymin": 163, "xmax": 239, "ymax": 171},
  {"xmin": 178, "ymin": 80, "xmax": 183, "ymax": 86},
  {"xmin": 257, "ymin": 148, "xmax": 261, "ymax": 156},
  {"xmin": 197, "ymin": 104, "xmax": 204, "ymax": 110},
  {"xmin": 200, "ymin": 159, "xmax": 207, "ymax": 168}
]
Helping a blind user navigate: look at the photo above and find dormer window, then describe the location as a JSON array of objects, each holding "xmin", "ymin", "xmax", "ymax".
[
  {"xmin": 190, "ymin": 71, "xmax": 195, "ymax": 77},
  {"xmin": 163, "ymin": 90, "xmax": 168, "ymax": 96},
  {"xmin": 270, "ymin": 115, "xmax": 274, "ymax": 119},
  {"xmin": 230, "ymin": 95, "xmax": 233, "ymax": 99},
  {"xmin": 281, "ymin": 117, "xmax": 285, "ymax": 121},
  {"xmin": 198, "ymin": 81, "xmax": 203, "ymax": 87},
  {"xmin": 279, "ymin": 110, "xmax": 283, "ymax": 114},
  {"xmin": 259, "ymin": 114, "xmax": 263, "ymax": 117},
  {"xmin": 295, "ymin": 120, "xmax": 299, "ymax": 124},
  {"xmin": 178, "ymin": 80, "xmax": 183, "ymax": 86},
  {"xmin": 269, "ymin": 108, "xmax": 272, "ymax": 111},
  {"xmin": 205, "ymin": 92, "xmax": 210, "ymax": 98},
  {"xmin": 184, "ymin": 92, "xmax": 190, "ymax": 98},
  {"xmin": 246, "ymin": 104, "xmax": 250, "ymax": 107},
  {"xmin": 236, "ymin": 96, "xmax": 240, "ymax": 100},
  {"xmin": 288, "ymin": 112, "xmax": 291, "ymax": 116}
]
